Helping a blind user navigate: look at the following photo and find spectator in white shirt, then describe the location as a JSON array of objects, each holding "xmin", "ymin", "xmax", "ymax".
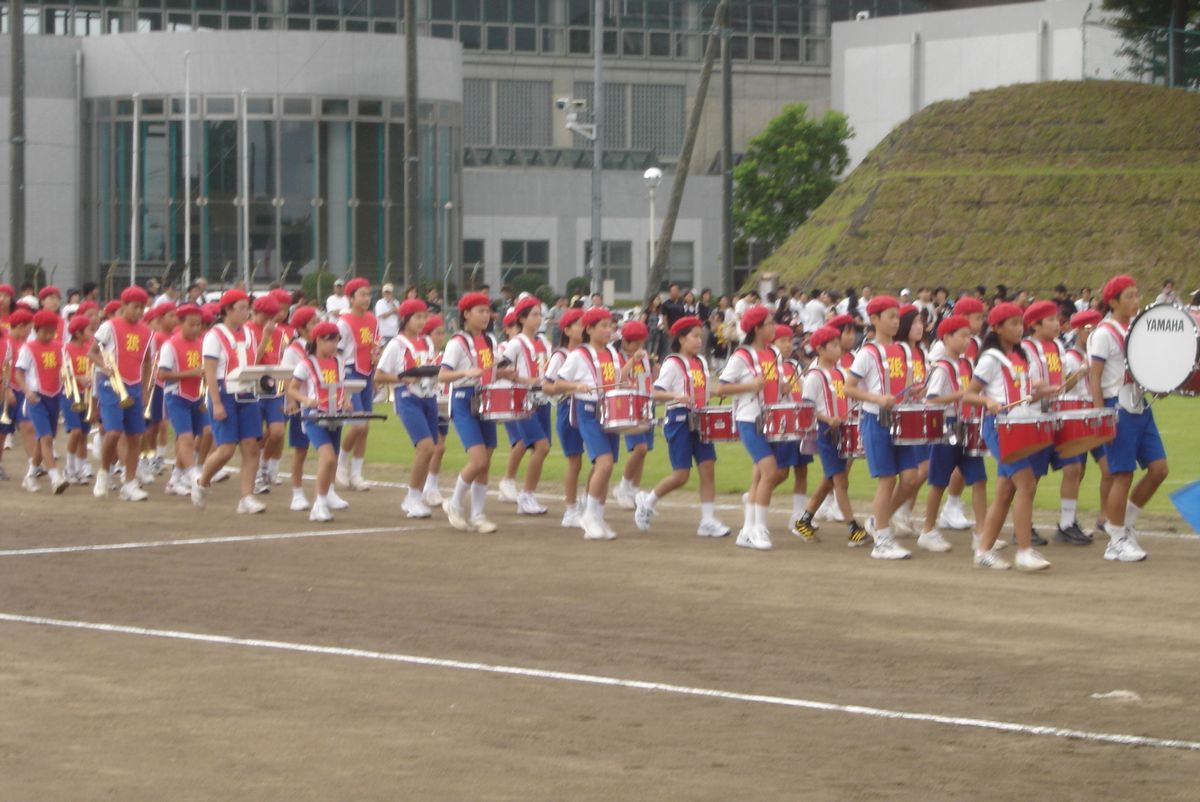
[
  {"xmin": 325, "ymin": 279, "xmax": 350, "ymax": 319},
  {"xmin": 375, "ymin": 283, "xmax": 400, "ymax": 343},
  {"xmin": 801, "ymin": 289, "xmax": 830, "ymax": 333}
]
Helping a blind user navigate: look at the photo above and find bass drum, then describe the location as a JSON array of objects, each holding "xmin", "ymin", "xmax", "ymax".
[{"xmin": 1126, "ymin": 303, "xmax": 1200, "ymax": 396}]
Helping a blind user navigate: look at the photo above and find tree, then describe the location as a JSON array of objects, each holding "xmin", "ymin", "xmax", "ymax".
[
  {"xmin": 1102, "ymin": 0, "xmax": 1199, "ymax": 88},
  {"xmin": 732, "ymin": 104, "xmax": 852, "ymax": 259}
]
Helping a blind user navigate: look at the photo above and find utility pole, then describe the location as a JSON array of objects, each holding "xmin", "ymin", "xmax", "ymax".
[
  {"xmin": 403, "ymin": 0, "xmax": 419, "ymax": 291},
  {"xmin": 721, "ymin": 14, "xmax": 734, "ymax": 296},
  {"xmin": 642, "ymin": 0, "xmax": 728, "ymax": 309},
  {"xmin": 589, "ymin": 0, "xmax": 604, "ymax": 299},
  {"xmin": 9, "ymin": 0, "xmax": 26, "ymax": 288}
]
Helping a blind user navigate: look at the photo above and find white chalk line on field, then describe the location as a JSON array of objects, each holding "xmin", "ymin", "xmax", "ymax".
[
  {"xmin": 2, "ymin": 611, "xmax": 1198, "ymax": 753},
  {"xmin": 0, "ymin": 526, "xmax": 425, "ymax": 557}
]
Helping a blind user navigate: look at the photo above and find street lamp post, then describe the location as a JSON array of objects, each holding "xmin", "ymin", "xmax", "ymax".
[
  {"xmin": 442, "ymin": 201, "xmax": 455, "ymax": 308},
  {"xmin": 643, "ymin": 167, "xmax": 663, "ymax": 296}
]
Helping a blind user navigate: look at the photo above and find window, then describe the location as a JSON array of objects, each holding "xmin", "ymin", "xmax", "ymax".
[
  {"xmin": 463, "ymin": 239, "xmax": 485, "ymax": 285},
  {"xmin": 631, "ymin": 84, "xmax": 684, "ymax": 157},
  {"xmin": 667, "ymin": 242, "xmax": 694, "ymax": 288},
  {"xmin": 500, "ymin": 239, "xmax": 550, "ymax": 285},
  {"xmin": 584, "ymin": 240, "xmax": 632, "ymax": 294},
  {"xmin": 464, "ymin": 79, "xmax": 492, "ymax": 145},
  {"xmin": 496, "ymin": 80, "xmax": 551, "ymax": 146}
]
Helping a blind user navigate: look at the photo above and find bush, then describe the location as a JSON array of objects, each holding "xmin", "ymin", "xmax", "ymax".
[
  {"xmin": 302, "ymin": 270, "xmax": 337, "ymax": 306},
  {"xmin": 566, "ymin": 276, "xmax": 591, "ymax": 299}
]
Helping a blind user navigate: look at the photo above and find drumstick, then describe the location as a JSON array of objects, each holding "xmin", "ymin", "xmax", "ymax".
[
  {"xmin": 1055, "ymin": 367, "xmax": 1088, "ymax": 394},
  {"xmin": 999, "ymin": 397, "xmax": 1033, "ymax": 412}
]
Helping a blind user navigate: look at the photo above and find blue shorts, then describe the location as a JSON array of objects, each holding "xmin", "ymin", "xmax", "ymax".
[
  {"xmin": 0, "ymin": 388, "xmax": 24, "ymax": 433},
  {"xmin": 99, "ymin": 381, "xmax": 146, "ymax": 436},
  {"xmin": 395, "ymin": 390, "xmax": 440, "ymax": 446},
  {"xmin": 624, "ymin": 427, "xmax": 655, "ymax": 453},
  {"xmin": 26, "ymin": 392, "xmax": 61, "ymax": 439},
  {"xmin": 166, "ymin": 393, "xmax": 207, "ymax": 438},
  {"xmin": 1103, "ymin": 397, "xmax": 1167, "ymax": 474},
  {"xmin": 211, "ymin": 386, "xmax": 263, "ymax": 446},
  {"xmin": 146, "ymin": 385, "xmax": 166, "ymax": 424},
  {"xmin": 259, "ymin": 395, "xmax": 286, "ymax": 426},
  {"xmin": 928, "ymin": 424, "xmax": 987, "ymax": 487},
  {"xmin": 288, "ymin": 414, "xmax": 309, "ymax": 449},
  {"xmin": 816, "ymin": 421, "xmax": 848, "ymax": 480},
  {"xmin": 556, "ymin": 400, "xmax": 584, "ymax": 458},
  {"xmin": 773, "ymin": 440, "xmax": 799, "ymax": 469},
  {"xmin": 535, "ymin": 402, "xmax": 553, "ymax": 449},
  {"xmin": 303, "ymin": 420, "xmax": 342, "ymax": 453},
  {"xmin": 1091, "ymin": 446, "xmax": 1106, "ymax": 464},
  {"xmin": 62, "ymin": 397, "xmax": 90, "ymax": 434},
  {"xmin": 862, "ymin": 411, "xmax": 921, "ymax": 479},
  {"xmin": 663, "ymin": 408, "xmax": 716, "ymax": 470},
  {"xmin": 348, "ymin": 368, "xmax": 374, "ymax": 414},
  {"xmin": 575, "ymin": 399, "xmax": 620, "ymax": 463},
  {"xmin": 504, "ymin": 420, "xmax": 524, "ymax": 448},
  {"xmin": 451, "ymin": 387, "xmax": 497, "ymax": 451},
  {"xmin": 982, "ymin": 415, "xmax": 1037, "ymax": 479},
  {"xmin": 737, "ymin": 420, "xmax": 774, "ymax": 465}
]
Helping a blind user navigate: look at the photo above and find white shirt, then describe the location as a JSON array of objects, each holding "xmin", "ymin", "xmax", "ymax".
[
  {"xmin": 557, "ymin": 346, "xmax": 605, "ymax": 402},
  {"xmin": 926, "ymin": 339, "xmax": 946, "ymax": 364},
  {"xmin": 153, "ymin": 293, "xmax": 174, "ymax": 309},
  {"xmin": 834, "ymin": 297, "xmax": 851, "ymax": 316},
  {"xmin": 857, "ymin": 297, "xmax": 870, "ymax": 320},
  {"xmin": 802, "ymin": 299, "xmax": 827, "ymax": 333},
  {"xmin": 441, "ymin": 332, "xmax": 493, "ymax": 390},
  {"xmin": 378, "ymin": 334, "xmax": 437, "ymax": 397},
  {"xmin": 718, "ymin": 347, "xmax": 762, "ymax": 423},
  {"xmin": 1075, "ymin": 298, "xmax": 1090, "ymax": 313},
  {"xmin": 500, "ymin": 333, "xmax": 544, "ymax": 382},
  {"xmin": 801, "ymin": 370, "xmax": 831, "ymax": 417},
  {"xmin": 848, "ymin": 343, "xmax": 887, "ymax": 416},
  {"xmin": 545, "ymin": 349, "xmax": 569, "ymax": 384},
  {"xmin": 973, "ymin": 349, "xmax": 1029, "ymax": 408},
  {"xmin": 280, "ymin": 340, "xmax": 308, "ymax": 373},
  {"xmin": 325, "ymin": 294, "xmax": 351, "ymax": 319},
  {"xmin": 14, "ymin": 342, "xmax": 43, "ymax": 394},
  {"xmin": 1062, "ymin": 347, "xmax": 1091, "ymax": 401},
  {"xmin": 924, "ymin": 358, "xmax": 957, "ymax": 400},
  {"xmin": 653, "ymin": 354, "xmax": 693, "ymax": 410},
  {"xmin": 375, "ymin": 297, "xmax": 400, "ymax": 339},
  {"xmin": 202, "ymin": 325, "xmax": 252, "ymax": 380},
  {"xmin": 1087, "ymin": 318, "xmax": 1129, "ymax": 399},
  {"xmin": 157, "ymin": 340, "xmax": 184, "ymax": 396}
]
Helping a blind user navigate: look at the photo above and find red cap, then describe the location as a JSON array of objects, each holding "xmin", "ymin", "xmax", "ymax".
[
  {"xmin": 103, "ymin": 300, "xmax": 122, "ymax": 317},
  {"xmin": 458, "ymin": 291, "xmax": 490, "ymax": 313},
  {"xmin": 827, "ymin": 313, "xmax": 854, "ymax": 330},
  {"xmin": 421, "ymin": 314, "xmax": 445, "ymax": 336},
  {"xmin": 201, "ymin": 301, "xmax": 220, "ymax": 319},
  {"xmin": 772, "ymin": 323, "xmax": 793, "ymax": 341},
  {"xmin": 155, "ymin": 301, "xmax": 177, "ymax": 317},
  {"xmin": 344, "ymin": 277, "xmax": 371, "ymax": 297},
  {"xmin": 898, "ymin": 304, "xmax": 918, "ymax": 318},
  {"xmin": 312, "ymin": 321, "xmax": 340, "ymax": 339},
  {"xmin": 68, "ymin": 314, "xmax": 91, "ymax": 335},
  {"xmin": 866, "ymin": 296, "xmax": 899, "ymax": 317},
  {"xmin": 503, "ymin": 308, "xmax": 518, "ymax": 328},
  {"xmin": 38, "ymin": 285, "xmax": 61, "ymax": 300},
  {"xmin": 988, "ymin": 302, "xmax": 1023, "ymax": 328},
  {"xmin": 1071, "ymin": 309, "xmax": 1103, "ymax": 330},
  {"xmin": 559, "ymin": 308, "xmax": 584, "ymax": 330},
  {"xmin": 252, "ymin": 295, "xmax": 281, "ymax": 317},
  {"xmin": 398, "ymin": 299, "xmax": 428, "ymax": 320},
  {"xmin": 1102, "ymin": 274, "xmax": 1136, "ymax": 306},
  {"xmin": 271, "ymin": 288, "xmax": 293, "ymax": 305},
  {"xmin": 621, "ymin": 320, "xmax": 649, "ymax": 342},
  {"xmin": 937, "ymin": 314, "xmax": 970, "ymax": 340},
  {"xmin": 32, "ymin": 310, "xmax": 59, "ymax": 331},
  {"xmin": 220, "ymin": 289, "xmax": 248, "ymax": 309},
  {"xmin": 669, "ymin": 315, "xmax": 702, "ymax": 339},
  {"xmin": 290, "ymin": 306, "xmax": 318, "ymax": 331},
  {"xmin": 513, "ymin": 296, "xmax": 541, "ymax": 319},
  {"xmin": 740, "ymin": 304, "xmax": 771, "ymax": 334},
  {"xmin": 15, "ymin": 300, "xmax": 35, "ymax": 312},
  {"xmin": 954, "ymin": 297, "xmax": 985, "ymax": 316},
  {"xmin": 143, "ymin": 305, "xmax": 160, "ymax": 322},
  {"xmin": 77, "ymin": 300, "xmax": 99, "ymax": 316},
  {"xmin": 1022, "ymin": 299, "xmax": 1058, "ymax": 328},
  {"xmin": 121, "ymin": 286, "xmax": 150, "ymax": 305},
  {"xmin": 7, "ymin": 309, "xmax": 33, "ymax": 327},
  {"xmin": 810, "ymin": 325, "xmax": 840, "ymax": 349},
  {"xmin": 582, "ymin": 307, "xmax": 612, "ymax": 329},
  {"xmin": 176, "ymin": 304, "xmax": 203, "ymax": 320},
  {"xmin": 0, "ymin": 284, "xmax": 14, "ymax": 297}
]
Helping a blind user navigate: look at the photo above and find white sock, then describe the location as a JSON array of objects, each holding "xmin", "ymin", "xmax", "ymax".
[
  {"xmin": 619, "ymin": 478, "xmax": 632, "ymax": 491},
  {"xmin": 155, "ymin": 445, "xmax": 165, "ymax": 458},
  {"xmin": 407, "ymin": 486, "xmax": 421, "ymax": 503},
  {"xmin": 1109, "ymin": 523, "xmax": 1127, "ymax": 541},
  {"xmin": 576, "ymin": 498, "xmax": 587, "ymax": 516},
  {"xmin": 1125, "ymin": 501, "xmax": 1141, "ymax": 530},
  {"xmin": 899, "ymin": 499, "xmax": 913, "ymax": 519},
  {"xmin": 645, "ymin": 490, "xmax": 658, "ymax": 508},
  {"xmin": 793, "ymin": 494, "xmax": 807, "ymax": 516},
  {"xmin": 49, "ymin": 468, "xmax": 62, "ymax": 483},
  {"xmin": 876, "ymin": 525, "xmax": 892, "ymax": 542},
  {"xmin": 755, "ymin": 504, "xmax": 769, "ymax": 528},
  {"xmin": 424, "ymin": 472, "xmax": 439, "ymax": 492},
  {"xmin": 338, "ymin": 451, "xmax": 350, "ymax": 468},
  {"xmin": 452, "ymin": 475, "xmax": 469, "ymax": 507},
  {"xmin": 1059, "ymin": 499, "xmax": 1077, "ymax": 530},
  {"xmin": 268, "ymin": 458, "xmax": 280, "ymax": 474},
  {"xmin": 292, "ymin": 486, "xmax": 306, "ymax": 500},
  {"xmin": 351, "ymin": 457, "xmax": 364, "ymax": 477},
  {"xmin": 700, "ymin": 501, "xmax": 713, "ymax": 521},
  {"xmin": 597, "ymin": 500, "xmax": 607, "ymax": 521},
  {"xmin": 742, "ymin": 493, "xmax": 752, "ymax": 526},
  {"xmin": 947, "ymin": 494, "xmax": 962, "ymax": 511},
  {"xmin": 470, "ymin": 482, "xmax": 487, "ymax": 518},
  {"xmin": 27, "ymin": 459, "xmax": 37, "ymax": 477},
  {"xmin": 317, "ymin": 493, "xmax": 329, "ymax": 506}
]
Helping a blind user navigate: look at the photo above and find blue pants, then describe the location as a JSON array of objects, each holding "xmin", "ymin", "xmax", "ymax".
[
  {"xmin": 210, "ymin": 385, "xmax": 262, "ymax": 446},
  {"xmin": 737, "ymin": 420, "xmax": 773, "ymax": 465},
  {"xmin": 451, "ymin": 387, "xmax": 497, "ymax": 450},
  {"xmin": 0, "ymin": 388, "xmax": 24, "ymax": 433},
  {"xmin": 663, "ymin": 408, "xmax": 716, "ymax": 470},
  {"xmin": 1103, "ymin": 397, "xmax": 1166, "ymax": 474},
  {"xmin": 556, "ymin": 399, "xmax": 584, "ymax": 458},
  {"xmin": 396, "ymin": 389, "xmax": 440, "ymax": 446},
  {"xmin": 288, "ymin": 414, "xmax": 309, "ymax": 450},
  {"xmin": 575, "ymin": 399, "xmax": 620, "ymax": 463},
  {"xmin": 928, "ymin": 421, "xmax": 987, "ymax": 487},
  {"xmin": 816, "ymin": 421, "xmax": 848, "ymax": 480},
  {"xmin": 303, "ymin": 420, "xmax": 343, "ymax": 454},
  {"xmin": 62, "ymin": 397, "xmax": 90, "ymax": 435},
  {"xmin": 862, "ymin": 411, "xmax": 921, "ymax": 479},
  {"xmin": 26, "ymin": 392, "xmax": 62, "ymax": 439},
  {"xmin": 146, "ymin": 385, "xmax": 166, "ymax": 424},
  {"xmin": 166, "ymin": 393, "xmax": 207, "ymax": 438},
  {"xmin": 348, "ymin": 368, "xmax": 374, "ymax": 413},
  {"xmin": 99, "ymin": 381, "xmax": 146, "ymax": 435},
  {"xmin": 259, "ymin": 395, "xmax": 286, "ymax": 426}
]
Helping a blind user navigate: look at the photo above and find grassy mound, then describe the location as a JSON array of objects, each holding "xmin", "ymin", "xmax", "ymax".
[{"xmin": 758, "ymin": 81, "xmax": 1200, "ymax": 292}]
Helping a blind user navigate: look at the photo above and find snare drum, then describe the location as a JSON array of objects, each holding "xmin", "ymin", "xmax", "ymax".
[
  {"xmin": 1126, "ymin": 302, "xmax": 1200, "ymax": 396},
  {"xmin": 697, "ymin": 406, "xmax": 738, "ymax": 443},
  {"xmin": 889, "ymin": 403, "xmax": 948, "ymax": 446},
  {"xmin": 1053, "ymin": 407, "xmax": 1117, "ymax": 458},
  {"xmin": 761, "ymin": 402, "xmax": 805, "ymax": 443},
  {"xmin": 1051, "ymin": 398, "xmax": 1092, "ymax": 415},
  {"xmin": 958, "ymin": 415, "xmax": 987, "ymax": 457},
  {"xmin": 599, "ymin": 389, "xmax": 652, "ymax": 434},
  {"xmin": 476, "ymin": 384, "xmax": 532, "ymax": 421},
  {"xmin": 836, "ymin": 410, "xmax": 865, "ymax": 459},
  {"xmin": 996, "ymin": 413, "xmax": 1055, "ymax": 463}
]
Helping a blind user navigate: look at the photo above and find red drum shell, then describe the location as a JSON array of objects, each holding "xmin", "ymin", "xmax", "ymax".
[
  {"xmin": 1054, "ymin": 407, "xmax": 1117, "ymax": 458},
  {"xmin": 959, "ymin": 418, "xmax": 987, "ymax": 457},
  {"xmin": 697, "ymin": 406, "xmax": 738, "ymax": 443},
  {"xmin": 477, "ymin": 384, "xmax": 531, "ymax": 421},
  {"xmin": 890, "ymin": 404, "xmax": 948, "ymax": 446},
  {"xmin": 1051, "ymin": 398, "xmax": 1092, "ymax": 414},
  {"xmin": 837, "ymin": 414, "xmax": 864, "ymax": 459},
  {"xmin": 761, "ymin": 402, "xmax": 804, "ymax": 443},
  {"xmin": 600, "ymin": 390, "xmax": 652, "ymax": 434},
  {"xmin": 996, "ymin": 414, "xmax": 1055, "ymax": 464}
]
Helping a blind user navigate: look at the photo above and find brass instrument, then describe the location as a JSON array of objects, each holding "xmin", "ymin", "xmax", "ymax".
[
  {"xmin": 102, "ymin": 348, "xmax": 134, "ymax": 409},
  {"xmin": 198, "ymin": 377, "xmax": 209, "ymax": 415},
  {"xmin": 62, "ymin": 350, "xmax": 87, "ymax": 413},
  {"xmin": 0, "ymin": 355, "xmax": 12, "ymax": 426},
  {"xmin": 85, "ymin": 381, "xmax": 99, "ymax": 424},
  {"xmin": 143, "ymin": 350, "xmax": 162, "ymax": 420}
]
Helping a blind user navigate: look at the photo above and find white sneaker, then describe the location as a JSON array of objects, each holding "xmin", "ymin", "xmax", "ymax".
[
  {"xmin": 871, "ymin": 536, "xmax": 911, "ymax": 560},
  {"xmin": 190, "ymin": 478, "xmax": 209, "ymax": 509},
  {"xmin": 697, "ymin": 518, "xmax": 731, "ymax": 538},
  {"xmin": 1015, "ymin": 549, "xmax": 1051, "ymax": 571},
  {"xmin": 335, "ymin": 463, "xmax": 350, "ymax": 487},
  {"xmin": 120, "ymin": 481, "xmax": 149, "ymax": 502},
  {"xmin": 93, "ymin": 468, "xmax": 110, "ymax": 498},
  {"xmin": 253, "ymin": 472, "xmax": 271, "ymax": 495},
  {"xmin": 237, "ymin": 495, "xmax": 266, "ymax": 514},
  {"xmin": 971, "ymin": 532, "xmax": 1007, "ymax": 552},
  {"xmin": 580, "ymin": 511, "xmax": 607, "ymax": 540},
  {"xmin": 736, "ymin": 525, "xmax": 773, "ymax": 551},
  {"xmin": 164, "ymin": 479, "xmax": 190, "ymax": 497},
  {"xmin": 80, "ymin": 464, "xmax": 95, "ymax": 481},
  {"xmin": 348, "ymin": 475, "xmax": 371, "ymax": 492},
  {"xmin": 137, "ymin": 458, "xmax": 156, "ymax": 485},
  {"xmin": 309, "ymin": 499, "xmax": 333, "ymax": 522},
  {"xmin": 212, "ymin": 467, "xmax": 233, "ymax": 484},
  {"xmin": 470, "ymin": 515, "xmax": 497, "ymax": 534},
  {"xmin": 444, "ymin": 498, "xmax": 470, "ymax": 531},
  {"xmin": 423, "ymin": 486, "xmax": 444, "ymax": 507},
  {"xmin": 52, "ymin": 476, "xmax": 69, "ymax": 495},
  {"xmin": 599, "ymin": 517, "xmax": 618, "ymax": 540},
  {"xmin": 973, "ymin": 550, "xmax": 1011, "ymax": 570},
  {"xmin": 1124, "ymin": 530, "xmax": 1147, "ymax": 560},
  {"xmin": 938, "ymin": 504, "xmax": 973, "ymax": 530},
  {"xmin": 517, "ymin": 492, "xmax": 547, "ymax": 515},
  {"xmin": 22, "ymin": 475, "xmax": 40, "ymax": 493},
  {"xmin": 561, "ymin": 504, "xmax": 583, "ymax": 529},
  {"xmin": 815, "ymin": 496, "xmax": 844, "ymax": 522},
  {"xmin": 613, "ymin": 483, "xmax": 637, "ymax": 510},
  {"xmin": 917, "ymin": 529, "xmax": 952, "ymax": 553},
  {"xmin": 498, "ymin": 478, "xmax": 519, "ymax": 503},
  {"xmin": 890, "ymin": 514, "xmax": 914, "ymax": 538},
  {"xmin": 272, "ymin": 470, "xmax": 283, "ymax": 486},
  {"xmin": 290, "ymin": 494, "xmax": 311, "ymax": 512},
  {"xmin": 326, "ymin": 490, "xmax": 350, "ymax": 510},
  {"xmin": 633, "ymin": 491, "xmax": 656, "ymax": 532},
  {"xmin": 402, "ymin": 496, "xmax": 433, "ymax": 518},
  {"xmin": 1104, "ymin": 536, "xmax": 1147, "ymax": 563}
]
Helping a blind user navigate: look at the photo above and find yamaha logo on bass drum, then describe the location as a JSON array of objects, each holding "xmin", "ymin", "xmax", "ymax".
[{"xmin": 1145, "ymin": 318, "xmax": 1186, "ymax": 333}]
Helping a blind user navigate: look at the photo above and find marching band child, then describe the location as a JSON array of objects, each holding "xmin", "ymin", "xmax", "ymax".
[
  {"xmin": 888, "ymin": 305, "xmax": 929, "ymax": 538},
  {"xmin": 970, "ymin": 302, "xmax": 1056, "ymax": 571},
  {"xmin": 813, "ymin": 313, "xmax": 858, "ymax": 523},
  {"xmin": 543, "ymin": 307, "xmax": 586, "ymax": 529},
  {"xmin": 62, "ymin": 314, "xmax": 95, "ymax": 485},
  {"xmin": 497, "ymin": 308, "xmax": 527, "ymax": 504},
  {"xmin": 281, "ymin": 306, "xmax": 319, "ymax": 511},
  {"xmin": 0, "ymin": 309, "xmax": 34, "ymax": 482},
  {"xmin": 90, "ymin": 287, "xmax": 154, "ymax": 502},
  {"xmin": 336, "ymin": 278, "xmax": 379, "ymax": 492},
  {"xmin": 15, "ymin": 310, "xmax": 69, "ymax": 494},
  {"xmin": 1063, "ymin": 309, "xmax": 1111, "ymax": 537},
  {"xmin": 439, "ymin": 292, "xmax": 510, "ymax": 533},
  {"xmin": 421, "ymin": 314, "xmax": 449, "ymax": 507},
  {"xmin": 498, "ymin": 296, "xmax": 553, "ymax": 515},
  {"xmin": 634, "ymin": 315, "xmax": 730, "ymax": 537},
  {"xmin": 717, "ymin": 304, "xmax": 781, "ymax": 551},
  {"xmin": 288, "ymin": 321, "xmax": 351, "ymax": 522},
  {"xmin": 1089, "ymin": 274, "xmax": 1169, "ymax": 563},
  {"xmin": 792, "ymin": 326, "xmax": 869, "ymax": 546},
  {"xmin": 772, "ymin": 324, "xmax": 814, "ymax": 536},
  {"xmin": 249, "ymin": 294, "xmax": 288, "ymax": 494},
  {"xmin": 611, "ymin": 319, "xmax": 655, "ymax": 510},
  {"xmin": 932, "ymin": 296, "xmax": 987, "ymax": 530},
  {"xmin": 140, "ymin": 303, "xmax": 174, "ymax": 482},
  {"xmin": 157, "ymin": 305, "xmax": 208, "ymax": 497},
  {"xmin": 1022, "ymin": 300, "xmax": 1073, "ymax": 546}
]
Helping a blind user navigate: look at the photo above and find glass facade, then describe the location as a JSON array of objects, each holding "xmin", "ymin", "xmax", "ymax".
[{"xmin": 89, "ymin": 94, "xmax": 461, "ymax": 285}]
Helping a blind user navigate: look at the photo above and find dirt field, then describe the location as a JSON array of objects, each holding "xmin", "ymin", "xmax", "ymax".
[{"xmin": 2, "ymin": 470, "xmax": 1199, "ymax": 800}]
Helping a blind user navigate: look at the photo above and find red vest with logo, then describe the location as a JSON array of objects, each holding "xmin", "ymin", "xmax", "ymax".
[
  {"xmin": 25, "ymin": 339, "xmax": 63, "ymax": 395},
  {"xmin": 343, "ymin": 311, "xmax": 379, "ymax": 373},
  {"xmin": 169, "ymin": 333, "xmax": 205, "ymax": 401},
  {"xmin": 667, "ymin": 353, "xmax": 708, "ymax": 408},
  {"xmin": 66, "ymin": 340, "xmax": 91, "ymax": 378},
  {"xmin": 213, "ymin": 324, "xmax": 256, "ymax": 380},
  {"xmin": 248, "ymin": 320, "xmax": 287, "ymax": 367},
  {"xmin": 610, "ymin": 344, "xmax": 652, "ymax": 394},
  {"xmin": 1022, "ymin": 337, "xmax": 1063, "ymax": 386},
  {"xmin": 306, "ymin": 355, "xmax": 344, "ymax": 410},
  {"xmin": 110, "ymin": 318, "xmax": 152, "ymax": 384}
]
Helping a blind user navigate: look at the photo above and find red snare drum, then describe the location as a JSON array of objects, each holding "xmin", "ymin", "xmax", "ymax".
[
  {"xmin": 837, "ymin": 410, "xmax": 864, "ymax": 459},
  {"xmin": 600, "ymin": 389, "xmax": 652, "ymax": 434},
  {"xmin": 1054, "ymin": 407, "xmax": 1117, "ymax": 458},
  {"xmin": 996, "ymin": 413, "xmax": 1055, "ymax": 463},
  {"xmin": 799, "ymin": 433, "xmax": 819, "ymax": 456},
  {"xmin": 958, "ymin": 418, "xmax": 987, "ymax": 457},
  {"xmin": 796, "ymin": 400, "xmax": 817, "ymax": 433},
  {"xmin": 697, "ymin": 406, "xmax": 738, "ymax": 443},
  {"xmin": 889, "ymin": 404, "xmax": 948, "ymax": 446},
  {"xmin": 477, "ymin": 384, "xmax": 531, "ymax": 421},
  {"xmin": 761, "ymin": 402, "xmax": 806, "ymax": 443}
]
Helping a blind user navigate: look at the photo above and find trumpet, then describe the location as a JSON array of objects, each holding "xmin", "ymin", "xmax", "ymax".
[
  {"xmin": 198, "ymin": 377, "xmax": 209, "ymax": 415},
  {"xmin": 0, "ymin": 356, "xmax": 11, "ymax": 426},
  {"xmin": 61, "ymin": 353, "xmax": 87, "ymax": 413},
  {"xmin": 85, "ymin": 382, "xmax": 99, "ymax": 425},
  {"xmin": 102, "ymin": 348, "xmax": 134, "ymax": 409},
  {"xmin": 143, "ymin": 350, "xmax": 161, "ymax": 420}
]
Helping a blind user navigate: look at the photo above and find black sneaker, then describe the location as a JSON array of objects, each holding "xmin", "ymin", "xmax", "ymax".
[
  {"xmin": 792, "ymin": 517, "xmax": 818, "ymax": 543},
  {"xmin": 847, "ymin": 521, "xmax": 870, "ymax": 548},
  {"xmin": 1012, "ymin": 527, "xmax": 1049, "ymax": 547},
  {"xmin": 1055, "ymin": 522, "xmax": 1092, "ymax": 546}
]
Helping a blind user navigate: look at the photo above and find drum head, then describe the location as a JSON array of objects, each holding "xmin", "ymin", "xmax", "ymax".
[{"xmin": 1127, "ymin": 303, "xmax": 1200, "ymax": 394}]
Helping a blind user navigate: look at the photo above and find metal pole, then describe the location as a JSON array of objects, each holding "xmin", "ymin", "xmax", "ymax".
[
  {"xmin": 590, "ymin": 0, "xmax": 604, "ymax": 299},
  {"xmin": 442, "ymin": 201, "xmax": 452, "ymax": 298},
  {"xmin": 721, "ymin": 19, "xmax": 733, "ymax": 295},
  {"xmin": 240, "ymin": 89, "xmax": 250, "ymax": 287},
  {"xmin": 403, "ymin": 0, "xmax": 419, "ymax": 290},
  {"xmin": 648, "ymin": 185, "xmax": 655, "ymax": 268},
  {"xmin": 8, "ymin": 0, "xmax": 25, "ymax": 289},
  {"xmin": 183, "ymin": 50, "xmax": 192, "ymax": 291},
  {"xmin": 131, "ymin": 93, "xmax": 140, "ymax": 288}
]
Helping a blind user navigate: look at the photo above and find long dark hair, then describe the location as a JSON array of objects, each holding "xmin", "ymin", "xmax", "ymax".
[
  {"xmin": 980, "ymin": 328, "xmax": 1014, "ymax": 355},
  {"xmin": 897, "ymin": 309, "xmax": 921, "ymax": 345}
]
